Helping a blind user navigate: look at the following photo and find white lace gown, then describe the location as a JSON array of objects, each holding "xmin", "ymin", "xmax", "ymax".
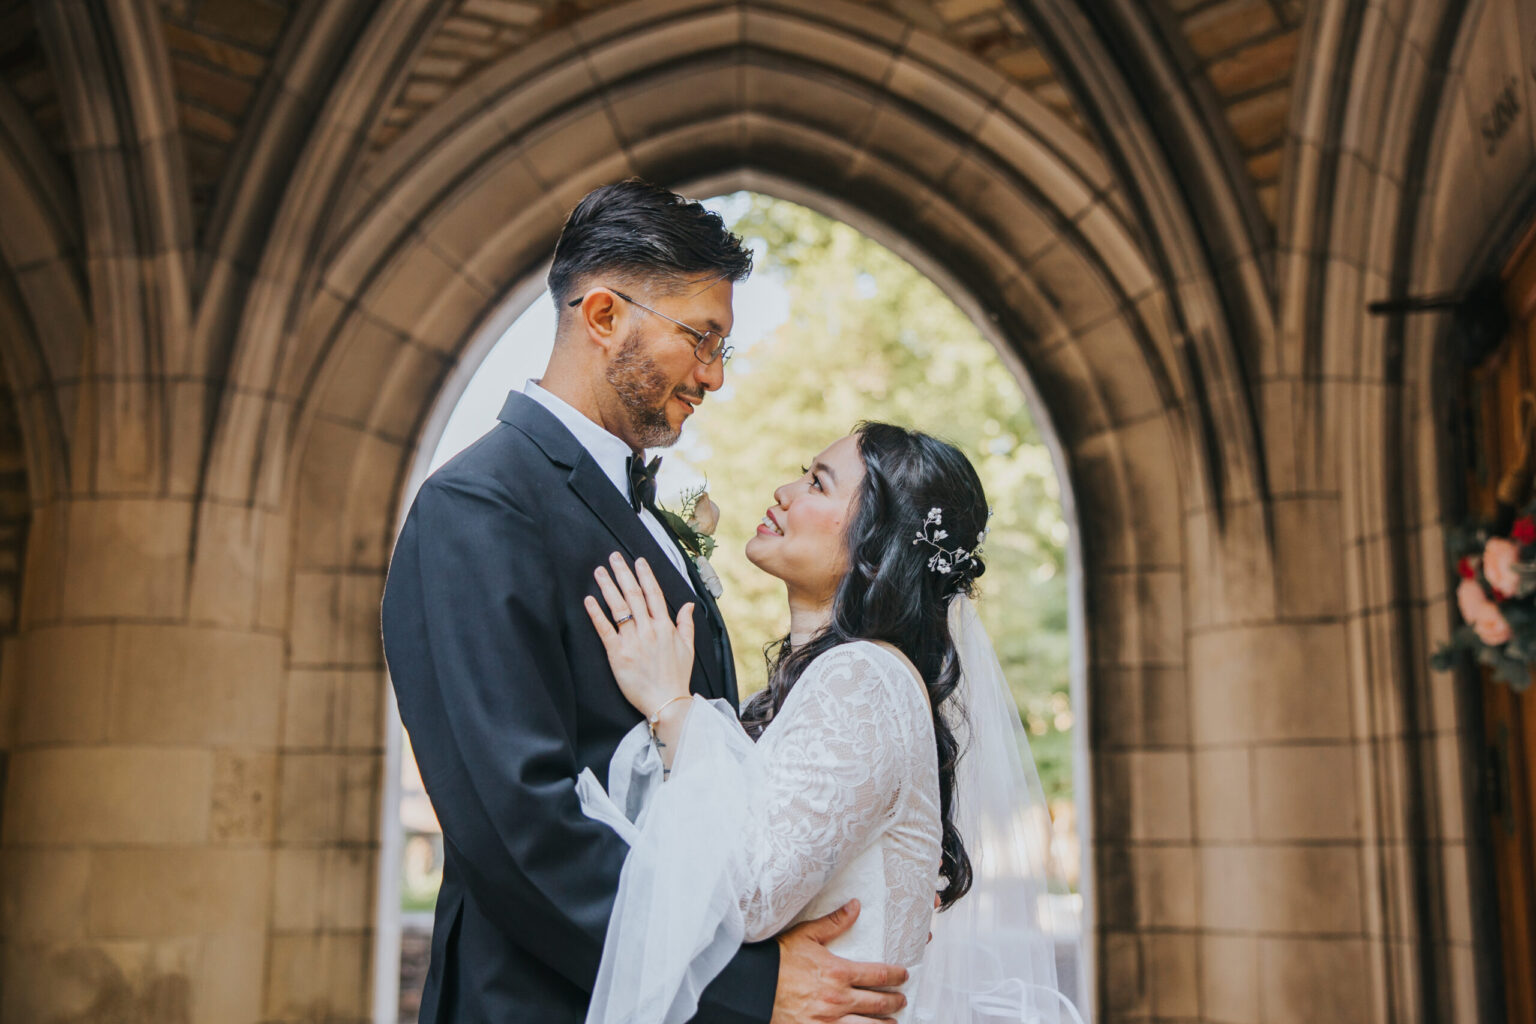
[{"xmin": 577, "ymin": 641, "xmax": 943, "ymax": 1024}]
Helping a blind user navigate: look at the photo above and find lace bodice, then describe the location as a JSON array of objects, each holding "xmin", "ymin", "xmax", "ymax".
[
  {"xmin": 737, "ymin": 642, "xmax": 942, "ymax": 966},
  {"xmin": 578, "ymin": 640, "xmax": 944, "ymax": 1023}
]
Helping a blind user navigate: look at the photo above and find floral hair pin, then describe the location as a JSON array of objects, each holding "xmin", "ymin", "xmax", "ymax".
[{"xmin": 914, "ymin": 507, "xmax": 990, "ymax": 575}]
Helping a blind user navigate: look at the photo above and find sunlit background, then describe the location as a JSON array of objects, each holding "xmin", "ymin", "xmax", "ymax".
[{"xmin": 392, "ymin": 193, "xmax": 1078, "ymax": 1019}]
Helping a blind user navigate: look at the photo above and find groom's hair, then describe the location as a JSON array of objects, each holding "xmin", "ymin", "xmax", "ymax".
[{"xmin": 548, "ymin": 179, "xmax": 753, "ymax": 310}]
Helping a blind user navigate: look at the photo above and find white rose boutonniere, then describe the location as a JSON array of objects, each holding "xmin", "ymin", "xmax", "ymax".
[
  {"xmin": 655, "ymin": 487, "xmax": 725, "ymax": 598},
  {"xmin": 688, "ymin": 494, "xmax": 720, "ymax": 537}
]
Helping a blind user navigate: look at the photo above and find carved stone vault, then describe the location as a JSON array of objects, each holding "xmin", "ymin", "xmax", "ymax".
[{"xmin": 0, "ymin": 0, "xmax": 1533, "ymax": 1020}]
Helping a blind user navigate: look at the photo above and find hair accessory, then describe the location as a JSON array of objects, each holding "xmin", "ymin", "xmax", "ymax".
[{"xmin": 914, "ymin": 506, "xmax": 990, "ymax": 576}]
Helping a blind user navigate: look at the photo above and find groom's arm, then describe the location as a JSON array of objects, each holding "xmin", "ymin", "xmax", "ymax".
[{"xmin": 383, "ymin": 471, "xmax": 778, "ymax": 1021}]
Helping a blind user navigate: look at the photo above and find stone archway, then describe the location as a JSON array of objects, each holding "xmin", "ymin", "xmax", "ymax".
[
  {"xmin": 261, "ymin": 3, "xmax": 1217, "ymax": 1017},
  {"xmin": 9, "ymin": 0, "xmax": 1525, "ymax": 1020},
  {"xmin": 1273, "ymin": 0, "xmax": 1536, "ymax": 1019},
  {"xmin": 374, "ymin": 170, "xmax": 1109, "ymax": 1018}
]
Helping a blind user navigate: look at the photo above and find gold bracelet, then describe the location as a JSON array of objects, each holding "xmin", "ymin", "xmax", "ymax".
[{"xmin": 648, "ymin": 694, "xmax": 693, "ymax": 736}]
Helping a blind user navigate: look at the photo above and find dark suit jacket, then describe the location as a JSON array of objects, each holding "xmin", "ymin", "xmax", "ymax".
[{"xmin": 382, "ymin": 390, "xmax": 779, "ymax": 1023}]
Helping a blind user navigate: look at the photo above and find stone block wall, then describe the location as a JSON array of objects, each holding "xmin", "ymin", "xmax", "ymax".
[{"xmin": 0, "ymin": 0, "xmax": 1527, "ymax": 1021}]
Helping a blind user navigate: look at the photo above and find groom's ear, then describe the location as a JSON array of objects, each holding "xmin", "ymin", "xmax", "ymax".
[{"xmin": 567, "ymin": 287, "xmax": 624, "ymax": 353}]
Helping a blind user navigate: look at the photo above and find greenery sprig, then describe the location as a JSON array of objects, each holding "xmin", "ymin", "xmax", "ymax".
[{"xmin": 655, "ymin": 484, "xmax": 717, "ymax": 561}]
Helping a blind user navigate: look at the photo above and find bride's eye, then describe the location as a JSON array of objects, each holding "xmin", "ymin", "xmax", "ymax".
[{"xmin": 801, "ymin": 466, "xmax": 823, "ymax": 491}]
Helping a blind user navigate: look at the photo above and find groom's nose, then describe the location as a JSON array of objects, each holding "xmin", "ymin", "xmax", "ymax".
[{"xmin": 694, "ymin": 352, "xmax": 725, "ymax": 391}]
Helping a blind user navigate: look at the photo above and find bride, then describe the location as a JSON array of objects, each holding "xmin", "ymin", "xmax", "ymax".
[{"xmin": 578, "ymin": 422, "xmax": 1082, "ymax": 1024}]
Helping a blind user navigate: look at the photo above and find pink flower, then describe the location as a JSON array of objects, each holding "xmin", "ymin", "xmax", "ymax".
[
  {"xmin": 1457, "ymin": 578, "xmax": 1513, "ymax": 646},
  {"xmin": 1483, "ymin": 538, "xmax": 1525, "ymax": 599},
  {"xmin": 1475, "ymin": 608, "xmax": 1513, "ymax": 646},
  {"xmin": 1456, "ymin": 577, "xmax": 1489, "ymax": 622}
]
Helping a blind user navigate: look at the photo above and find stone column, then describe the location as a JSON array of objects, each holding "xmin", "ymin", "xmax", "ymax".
[
  {"xmin": 1185, "ymin": 497, "xmax": 1369, "ymax": 1024},
  {"xmin": 0, "ymin": 497, "xmax": 288, "ymax": 1023}
]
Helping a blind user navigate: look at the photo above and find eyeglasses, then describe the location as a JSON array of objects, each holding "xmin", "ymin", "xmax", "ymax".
[{"xmin": 567, "ymin": 288, "xmax": 734, "ymax": 366}]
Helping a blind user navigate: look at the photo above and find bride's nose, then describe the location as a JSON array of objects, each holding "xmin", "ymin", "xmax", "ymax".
[{"xmin": 772, "ymin": 482, "xmax": 791, "ymax": 506}]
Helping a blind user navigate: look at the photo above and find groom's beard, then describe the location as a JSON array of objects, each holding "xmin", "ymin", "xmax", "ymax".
[{"xmin": 607, "ymin": 332, "xmax": 698, "ymax": 448}]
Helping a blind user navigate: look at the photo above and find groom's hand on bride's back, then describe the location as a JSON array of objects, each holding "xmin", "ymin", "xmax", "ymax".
[{"xmin": 771, "ymin": 900, "xmax": 908, "ymax": 1024}]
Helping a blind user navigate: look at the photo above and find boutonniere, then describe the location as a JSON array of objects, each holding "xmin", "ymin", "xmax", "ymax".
[{"xmin": 655, "ymin": 486, "xmax": 724, "ymax": 598}]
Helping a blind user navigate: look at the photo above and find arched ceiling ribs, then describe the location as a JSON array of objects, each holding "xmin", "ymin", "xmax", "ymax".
[
  {"xmin": 199, "ymin": 0, "xmax": 445, "ymax": 509},
  {"xmin": 362, "ymin": 0, "xmax": 1092, "ymax": 161},
  {"xmin": 1121, "ymin": 1, "xmax": 1278, "ymax": 274},
  {"xmin": 186, "ymin": 0, "xmax": 400, "ymax": 579},
  {"xmin": 324, "ymin": 2, "xmax": 1149, "ymax": 336},
  {"xmin": 0, "ymin": 80, "xmax": 78, "ymax": 260},
  {"xmin": 0, "ymin": 81, "xmax": 77, "ymax": 503},
  {"xmin": 1278, "ymin": 0, "xmax": 1489, "ymax": 497},
  {"xmin": 35, "ymin": 0, "xmax": 193, "ymax": 495},
  {"xmin": 207, "ymin": 0, "xmax": 1211, "ymax": 600},
  {"xmin": 286, "ymin": 113, "xmax": 1178, "ymax": 587},
  {"xmin": 286, "ymin": 22, "xmax": 1189, "ymax": 581},
  {"xmin": 201, "ymin": 0, "xmax": 1150, "ymax": 507},
  {"xmin": 1015, "ymin": 0, "xmax": 1277, "ymax": 524},
  {"xmin": 328, "ymin": 58, "xmax": 1138, "ymax": 311},
  {"xmin": 0, "ymin": 268, "xmax": 70, "ymax": 506},
  {"xmin": 303, "ymin": 4, "xmax": 1177, "ymax": 419},
  {"xmin": 1277, "ymin": 0, "xmax": 1368, "ymax": 497},
  {"xmin": 0, "ymin": 81, "xmax": 79, "ymax": 501},
  {"xmin": 0, "ymin": 75, "xmax": 87, "ymax": 388},
  {"xmin": 193, "ymin": 0, "xmax": 388, "ymax": 399},
  {"xmin": 329, "ymin": 2, "xmax": 1116, "ymax": 270}
]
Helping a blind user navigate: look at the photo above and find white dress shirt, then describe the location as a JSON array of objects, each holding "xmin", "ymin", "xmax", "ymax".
[{"xmin": 523, "ymin": 380, "xmax": 694, "ymax": 589}]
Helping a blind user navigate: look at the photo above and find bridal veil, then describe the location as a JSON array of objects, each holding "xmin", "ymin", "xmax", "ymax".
[{"xmin": 906, "ymin": 595, "xmax": 1086, "ymax": 1023}]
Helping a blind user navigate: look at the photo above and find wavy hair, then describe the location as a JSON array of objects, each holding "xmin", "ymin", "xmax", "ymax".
[
  {"xmin": 739, "ymin": 422, "xmax": 989, "ymax": 910},
  {"xmin": 548, "ymin": 178, "xmax": 753, "ymax": 306}
]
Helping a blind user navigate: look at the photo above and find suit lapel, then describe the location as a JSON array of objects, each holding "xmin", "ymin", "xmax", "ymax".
[
  {"xmin": 650, "ymin": 508, "xmax": 739, "ymax": 706},
  {"xmin": 564, "ymin": 455, "xmax": 661, "ymax": 567},
  {"xmin": 567, "ymin": 462, "xmax": 725, "ymax": 702},
  {"xmin": 498, "ymin": 391, "xmax": 726, "ymax": 701}
]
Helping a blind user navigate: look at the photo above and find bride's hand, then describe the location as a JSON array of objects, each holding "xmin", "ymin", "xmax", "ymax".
[{"xmin": 584, "ymin": 553, "xmax": 696, "ymax": 718}]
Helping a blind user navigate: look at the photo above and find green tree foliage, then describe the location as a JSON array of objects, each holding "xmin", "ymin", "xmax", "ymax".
[{"xmin": 672, "ymin": 194, "xmax": 1075, "ymax": 801}]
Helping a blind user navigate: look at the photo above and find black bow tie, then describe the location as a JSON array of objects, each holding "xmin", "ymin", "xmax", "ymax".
[{"xmin": 626, "ymin": 454, "xmax": 661, "ymax": 512}]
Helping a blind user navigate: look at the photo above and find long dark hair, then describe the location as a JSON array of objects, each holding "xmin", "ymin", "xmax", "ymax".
[{"xmin": 739, "ymin": 422, "xmax": 988, "ymax": 910}]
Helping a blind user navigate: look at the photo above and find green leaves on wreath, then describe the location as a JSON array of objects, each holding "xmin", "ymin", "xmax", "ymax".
[{"xmin": 1431, "ymin": 625, "xmax": 1479, "ymax": 670}]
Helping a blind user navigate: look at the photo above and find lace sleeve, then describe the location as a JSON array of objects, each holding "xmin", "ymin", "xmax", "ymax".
[
  {"xmin": 580, "ymin": 643, "xmax": 931, "ymax": 1024},
  {"xmin": 735, "ymin": 642, "xmax": 930, "ymax": 942}
]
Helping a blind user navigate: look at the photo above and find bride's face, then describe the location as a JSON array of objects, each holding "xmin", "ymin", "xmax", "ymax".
[{"xmin": 745, "ymin": 435, "xmax": 865, "ymax": 601}]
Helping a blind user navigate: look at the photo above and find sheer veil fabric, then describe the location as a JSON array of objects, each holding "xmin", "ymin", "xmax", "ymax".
[
  {"xmin": 575, "ymin": 596, "xmax": 1086, "ymax": 1024},
  {"xmin": 907, "ymin": 596, "xmax": 1086, "ymax": 1023}
]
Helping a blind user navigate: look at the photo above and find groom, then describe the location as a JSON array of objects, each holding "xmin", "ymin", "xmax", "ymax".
[{"xmin": 382, "ymin": 180, "xmax": 910, "ymax": 1023}]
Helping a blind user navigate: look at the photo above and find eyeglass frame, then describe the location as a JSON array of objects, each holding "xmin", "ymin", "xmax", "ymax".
[{"xmin": 566, "ymin": 288, "xmax": 734, "ymax": 366}]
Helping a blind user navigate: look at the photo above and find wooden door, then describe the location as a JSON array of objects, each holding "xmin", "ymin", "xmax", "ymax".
[{"xmin": 1465, "ymin": 220, "xmax": 1536, "ymax": 1024}]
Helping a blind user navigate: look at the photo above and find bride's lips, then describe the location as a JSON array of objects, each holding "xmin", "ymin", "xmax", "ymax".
[{"xmin": 756, "ymin": 509, "xmax": 784, "ymax": 537}]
